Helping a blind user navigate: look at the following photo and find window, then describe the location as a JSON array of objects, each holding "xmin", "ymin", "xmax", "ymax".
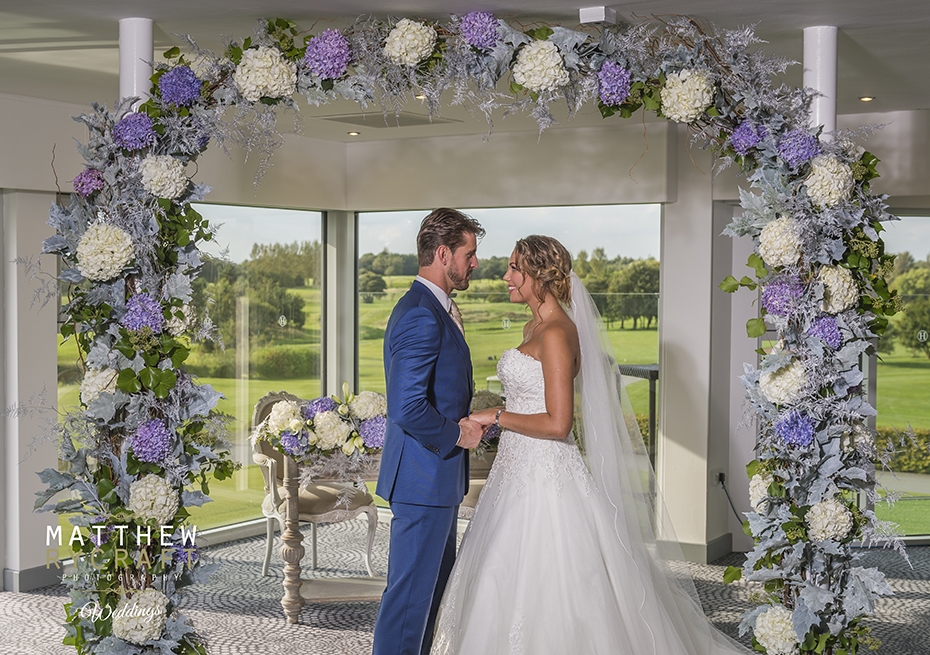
[{"xmin": 357, "ymin": 205, "xmax": 661, "ymax": 434}]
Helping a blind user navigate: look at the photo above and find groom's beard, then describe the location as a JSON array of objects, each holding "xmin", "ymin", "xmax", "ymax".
[{"xmin": 447, "ymin": 265, "xmax": 472, "ymax": 291}]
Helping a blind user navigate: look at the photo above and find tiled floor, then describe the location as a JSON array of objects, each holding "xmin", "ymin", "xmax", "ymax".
[{"xmin": 1, "ymin": 519, "xmax": 926, "ymax": 655}]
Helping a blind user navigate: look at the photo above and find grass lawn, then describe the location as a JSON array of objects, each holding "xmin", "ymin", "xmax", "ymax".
[{"xmin": 873, "ymin": 498, "xmax": 930, "ymax": 535}]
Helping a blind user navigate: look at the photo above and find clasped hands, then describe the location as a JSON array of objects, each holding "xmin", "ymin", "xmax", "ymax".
[{"xmin": 456, "ymin": 406, "xmax": 503, "ymax": 450}]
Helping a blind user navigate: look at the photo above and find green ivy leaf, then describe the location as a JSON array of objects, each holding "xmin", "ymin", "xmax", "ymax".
[
  {"xmin": 139, "ymin": 367, "xmax": 160, "ymax": 390},
  {"xmin": 723, "ymin": 565, "xmax": 743, "ymax": 583},
  {"xmin": 739, "ymin": 276, "xmax": 758, "ymax": 290},
  {"xmin": 746, "ymin": 317, "xmax": 767, "ymax": 338},
  {"xmin": 747, "ymin": 252, "xmax": 767, "ymax": 278},
  {"xmin": 117, "ymin": 368, "xmax": 142, "ymax": 393},
  {"xmin": 719, "ymin": 275, "xmax": 740, "ymax": 293},
  {"xmin": 163, "ymin": 46, "xmax": 181, "ymax": 59}
]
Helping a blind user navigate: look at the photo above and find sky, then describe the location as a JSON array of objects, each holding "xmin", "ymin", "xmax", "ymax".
[{"xmin": 193, "ymin": 203, "xmax": 930, "ymax": 265}]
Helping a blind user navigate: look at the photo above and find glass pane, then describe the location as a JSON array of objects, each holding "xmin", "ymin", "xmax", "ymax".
[
  {"xmin": 357, "ymin": 205, "xmax": 660, "ymax": 439},
  {"xmin": 874, "ymin": 215, "xmax": 930, "ymax": 536},
  {"xmin": 184, "ymin": 204, "xmax": 323, "ymax": 530}
]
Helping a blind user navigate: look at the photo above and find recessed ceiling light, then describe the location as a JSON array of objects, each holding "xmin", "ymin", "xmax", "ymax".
[
  {"xmin": 347, "ymin": 131, "xmax": 360, "ymax": 136},
  {"xmin": 859, "ymin": 96, "xmax": 874, "ymax": 102}
]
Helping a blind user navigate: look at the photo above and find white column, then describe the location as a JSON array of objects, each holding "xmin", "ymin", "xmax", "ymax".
[
  {"xmin": 324, "ymin": 211, "xmax": 358, "ymax": 395},
  {"xmin": 803, "ymin": 26, "xmax": 838, "ymax": 139},
  {"xmin": 119, "ymin": 18, "xmax": 154, "ymax": 103}
]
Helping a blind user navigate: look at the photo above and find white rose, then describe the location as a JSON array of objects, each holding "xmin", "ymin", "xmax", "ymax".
[
  {"xmin": 139, "ymin": 155, "xmax": 188, "ymax": 199},
  {"xmin": 749, "ymin": 472, "xmax": 774, "ymax": 513},
  {"xmin": 313, "ymin": 410, "xmax": 353, "ymax": 451},
  {"xmin": 660, "ymin": 69, "xmax": 714, "ymax": 123},
  {"xmin": 753, "ymin": 605, "xmax": 799, "ymax": 655},
  {"xmin": 758, "ymin": 218, "xmax": 802, "ymax": 269},
  {"xmin": 512, "ymin": 40, "xmax": 569, "ymax": 93},
  {"xmin": 233, "ymin": 45, "xmax": 297, "ymax": 102},
  {"xmin": 759, "ymin": 359, "xmax": 807, "ymax": 406},
  {"xmin": 111, "ymin": 588, "xmax": 169, "ymax": 644},
  {"xmin": 806, "ymin": 498, "xmax": 854, "ymax": 542},
  {"xmin": 76, "ymin": 223, "xmax": 135, "ymax": 281},
  {"xmin": 349, "ymin": 391, "xmax": 386, "ymax": 420},
  {"xmin": 819, "ymin": 266, "xmax": 858, "ymax": 313},
  {"xmin": 384, "ymin": 19, "xmax": 437, "ymax": 66},
  {"xmin": 266, "ymin": 400, "xmax": 304, "ymax": 434},
  {"xmin": 80, "ymin": 367, "xmax": 119, "ymax": 405},
  {"xmin": 806, "ymin": 155, "xmax": 854, "ymax": 207},
  {"xmin": 128, "ymin": 474, "xmax": 179, "ymax": 525}
]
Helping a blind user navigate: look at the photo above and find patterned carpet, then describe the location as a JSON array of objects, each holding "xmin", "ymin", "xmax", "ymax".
[{"xmin": 0, "ymin": 518, "xmax": 926, "ymax": 655}]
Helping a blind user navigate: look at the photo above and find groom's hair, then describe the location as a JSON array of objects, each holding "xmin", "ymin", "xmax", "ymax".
[{"xmin": 417, "ymin": 208, "xmax": 485, "ymax": 266}]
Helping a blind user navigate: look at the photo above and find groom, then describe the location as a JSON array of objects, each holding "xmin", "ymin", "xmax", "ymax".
[{"xmin": 373, "ymin": 208, "xmax": 486, "ymax": 655}]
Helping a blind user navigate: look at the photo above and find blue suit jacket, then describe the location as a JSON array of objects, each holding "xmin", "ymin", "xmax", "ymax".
[{"xmin": 376, "ymin": 280, "xmax": 472, "ymax": 507}]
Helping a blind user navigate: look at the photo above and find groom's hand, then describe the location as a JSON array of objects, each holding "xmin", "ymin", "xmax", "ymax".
[{"xmin": 456, "ymin": 418, "xmax": 484, "ymax": 449}]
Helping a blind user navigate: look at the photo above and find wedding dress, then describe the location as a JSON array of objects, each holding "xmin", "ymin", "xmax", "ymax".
[{"xmin": 430, "ymin": 274, "xmax": 752, "ymax": 655}]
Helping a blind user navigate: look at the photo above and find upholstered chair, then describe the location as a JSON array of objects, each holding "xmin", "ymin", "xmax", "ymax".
[{"xmin": 252, "ymin": 391, "xmax": 378, "ymax": 577}]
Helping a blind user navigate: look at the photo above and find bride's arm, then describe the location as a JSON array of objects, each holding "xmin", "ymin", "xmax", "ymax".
[{"xmin": 471, "ymin": 325, "xmax": 576, "ymax": 440}]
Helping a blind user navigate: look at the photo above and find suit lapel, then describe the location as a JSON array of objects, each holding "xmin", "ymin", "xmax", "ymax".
[{"xmin": 410, "ymin": 281, "xmax": 471, "ymax": 360}]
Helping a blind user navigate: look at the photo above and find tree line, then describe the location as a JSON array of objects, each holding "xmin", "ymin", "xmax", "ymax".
[{"xmin": 885, "ymin": 250, "xmax": 930, "ymax": 359}]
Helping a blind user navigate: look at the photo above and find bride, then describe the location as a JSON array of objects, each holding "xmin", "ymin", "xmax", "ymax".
[{"xmin": 429, "ymin": 235, "xmax": 752, "ymax": 654}]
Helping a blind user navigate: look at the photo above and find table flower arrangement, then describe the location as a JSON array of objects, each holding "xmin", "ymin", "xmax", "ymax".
[{"xmin": 251, "ymin": 383, "xmax": 386, "ymax": 484}]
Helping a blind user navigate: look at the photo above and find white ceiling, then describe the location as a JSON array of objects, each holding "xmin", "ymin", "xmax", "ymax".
[{"xmin": 1, "ymin": 1, "xmax": 928, "ymax": 141}]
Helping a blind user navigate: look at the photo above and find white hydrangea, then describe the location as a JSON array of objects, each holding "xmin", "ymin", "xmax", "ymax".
[
  {"xmin": 806, "ymin": 155, "xmax": 854, "ymax": 207},
  {"xmin": 128, "ymin": 474, "xmax": 179, "ymax": 525},
  {"xmin": 759, "ymin": 359, "xmax": 807, "ymax": 406},
  {"xmin": 349, "ymin": 391, "xmax": 386, "ymax": 420},
  {"xmin": 819, "ymin": 266, "xmax": 858, "ymax": 313},
  {"xmin": 314, "ymin": 410, "xmax": 353, "ymax": 451},
  {"xmin": 754, "ymin": 605, "xmax": 799, "ymax": 655},
  {"xmin": 512, "ymin": 40, "xmax": 569, "ymax": 93},
  {"xmin": 80, "ymin": 367, "xmax": 119, "ymax": 405},
  {"xmin": 76, "ymin": 223, "xmax": 135, "ymax": 281},
  {"xmin": 841, "ymin": 422, "xmax": 874, "ymax": 453},
  {"xmin": 111, "ymin": 588, "xmax": 169, "ymax": 645},
  {"xmin": 660, "ymin": 69, "xmax": 714, "ymax": 123},
  {"xmin": 749, "ymin": 472, "xmax": 774, "ymax": 513},
  {"xmin": 166, "ymin": 303, "xmax": 193, "ymax": 337},
  {"xmin": 758, "ymin": 218, "xmax": 802, "ymax": 269},
  {"xmin": 384, "ymin": 19, "xmax": 437, "ymax": 66},
  {"xmin": 266, "ymin": 400, "xmax": 305, "ymax": 435},
  {"xmin": 807, "ymin": 497, "xmax": 854, "ymax": 542},
  {"xmin": 139, "ymin": 155, "xmax": 188, "ymax": 199},
  {"xmin": 233, "ymin": 45, "xmax": 297, "ymax": 102}
]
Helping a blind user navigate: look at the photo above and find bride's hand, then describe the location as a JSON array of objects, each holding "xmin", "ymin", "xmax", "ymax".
[{"xmin": 469, "ymin": 406, "xmax": 503, "ymax": 427}]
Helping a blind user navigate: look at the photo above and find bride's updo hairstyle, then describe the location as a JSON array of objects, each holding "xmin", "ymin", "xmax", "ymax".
[{"xmin": 514, "ymin": 235, "xmax": 573, "ymax": 305}]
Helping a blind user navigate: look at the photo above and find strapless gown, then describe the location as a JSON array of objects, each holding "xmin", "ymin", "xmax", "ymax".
[{"xmin": 430, "ymin": 348, "xmax": 750, "ymax": 655}]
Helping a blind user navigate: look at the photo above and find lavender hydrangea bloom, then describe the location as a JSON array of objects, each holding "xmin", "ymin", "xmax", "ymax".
[
  {"xmin": 730, "ymin": 121, "xmax": 767, "ymax": 155},
  {"xmin": 359, "ymin": 416, "xmax": 386, "ymax": 449},
  {"xmin": 132, "ymin": 418, "xmax": 174, "ymax": 463},
  {"xmin": 279, "ymin": 431, "xmax": 307, "ymax": 456},
  {"xmin": 808, "ymin": 316, "xmax": 843, "ymax": 349},
  {"xmin": 172, "ymin": 540, "xmax": 200, "ymax": 566},
  {"xmin": 597, "ymin": 60, "xmax": 632, "ymax": 106},
  {"xmin": 112, "ymin": 112, "xmax": 156, "ymax": 151},
  {"xmin": 775, "ymin": 410, "xmax": 815, "ymax": 447},
  {"xmin": 777, "ymin": 129, "xmax": 821, "ymax": 168},
  {"xmin": 73, "ymin": 168, "xmax": 105, "ymax": 198},
  {"xmin": 304, "ymin": 29, "xmax": 351, "ymax": 80},
  {"xmin": 761, "ymin": 276, "xmax": 804, "ymax": 316},
  {"xmin": 303, "ymin": 396, "xmax": 337, "ymax": 419},
  {"xmin": 158, "ymin": 66, "xmax": 202, "ymax": 107},
  {"xmin": 460, "ymin": 11, "xmax": 500, "ymax": 50},
  {"xmin": 121, "ymin": 293, "xmax": 166, "ymax": 333}
]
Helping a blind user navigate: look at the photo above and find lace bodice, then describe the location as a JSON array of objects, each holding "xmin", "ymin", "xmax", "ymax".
[{"xmin": 484, "ymin": 349, "xmax": 591, "ymax": 502}]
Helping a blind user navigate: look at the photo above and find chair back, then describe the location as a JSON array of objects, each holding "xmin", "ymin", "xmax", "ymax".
[{"xmin": 252, "ymin": 391, "xmax": 302, "ymax": 484}]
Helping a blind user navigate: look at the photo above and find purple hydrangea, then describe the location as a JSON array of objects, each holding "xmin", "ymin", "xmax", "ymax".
[
  {"xmin": 90, "ymin": 525, "xmax": 114, "ymax": 548},
  {"xmin": 359, "ymin": 416, "xmax": 386, "ymax": 449},
  {"xmin": 777, "ymin": 129, "xmax": 821, "ymax": 168},
  {"xmin": 460, "ymin": 11, "xmax": 500, "ymax": 50},
  {"xmin": 121, "ymin": 293, "xmax": 166, "ymax": 333},
  {"xmin": 303, "ymin": 396, "xmax": 337, "ymax": 420},
  {"xmin": 279, "ymin": 431, "xmax": 308, "ymax": 456},
  {"xmin": 808, "ymin": 316, "xmax": 843, "ymax": 349},
  {"xmin": 112, "ymin": 112, "xmax": 156, "ymax": 151},
  {"xmin": 761, "ymin": 276, "xmax": 804, "ymax": 316},
  {"xmin": 172, "ymin": 538, "xmax": 200, "ymax": 566},
  {"xmin": 597, "ymin": 60, "xmax": 632, "ymax": 107},
  {"xmin": 304, "ymin": 29, "xmax": 351, "ymax": 80},
  {"xmin": 158, "ymin": 65, "xmax": 202, "ymax": 107},
  {"xmin": 132, "ymin": 418, "xmax": 174, "ymax": 463},
  {"xmin": 73, "ymin": 168, "xmax": 105, "ymax": 198},
  {"xmin": 775, "ymin": 410, "xmax": 815, "ymax": 448},
  {"xmin": 730, "ymin": 120, "xmax": 767, "ymax": 155}
]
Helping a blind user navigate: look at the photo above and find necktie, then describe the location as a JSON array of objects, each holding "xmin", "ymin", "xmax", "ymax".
[{"xmin": 449, "ymin": 300, "xmax": 465, "ymax": 337}]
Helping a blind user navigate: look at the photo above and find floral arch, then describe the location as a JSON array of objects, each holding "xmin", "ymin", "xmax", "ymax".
[{"xmin": 39, "ymin": 13, "xmax": 902, "ymax": 655}]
